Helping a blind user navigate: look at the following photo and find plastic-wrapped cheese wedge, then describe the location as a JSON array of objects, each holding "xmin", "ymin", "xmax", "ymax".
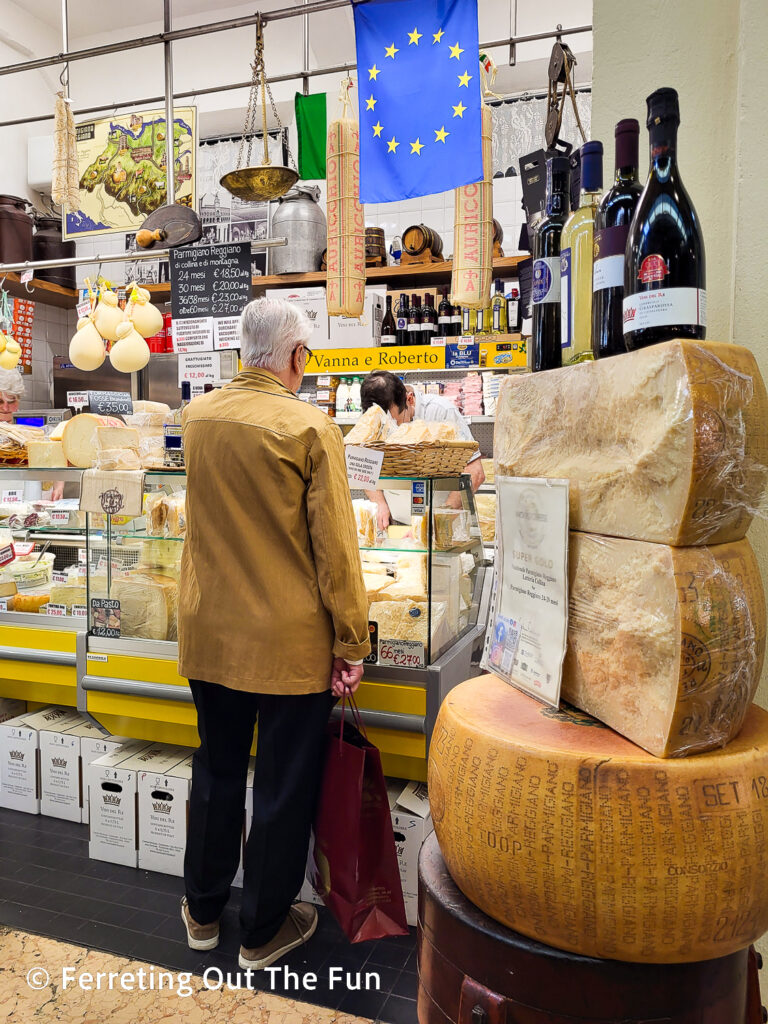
[
  {"xmin": 564, "ymin": 533, "xmax": 765, "ymax": 756},
  {"xmin": 429, "ymin": 676, "xmax": 768, "ymax": 963},
  {"xmin": 495, "ymin": 340, "xmax": 768, "ymax": 545},
  {"xmin": 111, "ymin": 572, "xmax": 177, "ymax": 641}
]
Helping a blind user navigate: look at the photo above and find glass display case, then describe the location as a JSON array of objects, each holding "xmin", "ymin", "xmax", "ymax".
[{"xmin": 352, "ymin": 475, "xmax": 486, "ymax": 668}]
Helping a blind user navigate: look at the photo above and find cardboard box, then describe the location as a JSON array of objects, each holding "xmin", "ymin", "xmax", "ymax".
[
  {"xmin": 388, "ymin": 779, "xmax": 433, "ymax": 926},
  {"xmin": 88, "ymin": 743, "xmax": 187, "ymax": 867},
  {"xmin": 0, "ymin": 707, "xmax": 82, "ymax": 814},
  {"xmin": 39, "ymin": 712, "xmax": 95, "ymax": 822},
  {"xmin": 327, "ymin": 289, "xmax": 385, "ymax": 349},
  {"xmin": 0, "ymin": 698, "xmax": 25, "ymax": 724},
  {"xmin": 65, "ymin": 721, "xmax": 130, "ymax": 824},
  {"xmin": 265, "ymin": 287, "xmax": 329, "ymax": 346},
  {"xmin": 138, "ymin": 751, "xmax": 194, "ymax": 876}
]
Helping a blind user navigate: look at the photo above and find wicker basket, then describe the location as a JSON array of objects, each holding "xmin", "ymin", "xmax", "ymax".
[{"xmin": 360, "ymin": 440, "xmax": 479, "ymax": 477}]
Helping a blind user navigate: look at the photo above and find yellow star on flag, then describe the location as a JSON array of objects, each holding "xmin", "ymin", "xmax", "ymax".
[
  {"xmin": 434, "ymin": 126, "xmax": 449, "ymax": 143},
  {"xmin": 408, "ymin": 27, "xmax": 423, "ymax": 45},
  {"xmin": 449, "ymin": 42, "xmax": 464, "ymax": 60},
  {"xmin": 366, "ymin": 94, "xmax": 377, "ymax": 110},
  {"xmin": 372, "ymin": 121, "xmax": 383, "ymax": 137},
  {"xmin": 433, "ymin": 28, "xmax": 444, "ymax": 44},
  {"xmin": 452, "ymin": 101, "xmax": 466, "ymax": 118},
  {"xmin": 385, "ymin": 43, "xmax": 399, "ymax": 59},
  {"xmin": 387, "ymin": 136, "xmax": 400, "ymax": 153},
  {"xmin": 368, "ymin": 64, "xmax": 380, "ymax": 80},
  {"xmin": 458, "ymin": 71, "xmax": 472, "ymax": 87},
  {"xmin": 410, "ymin": 138, "xmax": 424, "ymax": 156}
]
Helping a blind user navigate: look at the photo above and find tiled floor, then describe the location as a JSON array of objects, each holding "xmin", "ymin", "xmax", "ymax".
[{"xmin": 0, "ymin": 807, "xmax": 418, "ymax": 1023}]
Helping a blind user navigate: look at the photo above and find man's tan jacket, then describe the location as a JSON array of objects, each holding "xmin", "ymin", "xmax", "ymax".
[{"xmin": 178, "ymin": 368, "xmax": 370, "ymax": 693}]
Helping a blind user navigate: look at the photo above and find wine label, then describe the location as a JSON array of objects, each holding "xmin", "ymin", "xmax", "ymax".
[
  {"xmin": 532, "ymin": 257, "xmax": 561, "ymax": 304},
  {"xmin": 638, "ymin": 254, "xmax": 670, "ymax": 284},
  {"xmin": 396, "ymin": 316, "xmax": 407, "ymax": 330},
  {"xmin": 493, "ymin": 307, "xmax": 501, "ymax": 331},
  {"xmin": 380, "ymin": 334, "xmax": 396, "ymax": 346},
  {"xmin": 438, "ymin": 315, "xmax": 451, "ymax": 325},
  {"xmin": 506, "ymin": 298, "xmax": 519, "ymax": 327},
  {"xmin": 560, "ymin": 248, "xmax": 572, "ymax": 349},
  {"xmin": 623, "ymin": 288, "xmax": 707, "ymax": 333},
  {"xmin": 408, "ymin": 322, "xmax": 421, "ymax": 332},
  {"xmin": 593, "ymin": 226, "xmax": 629, "ymax": 292}
]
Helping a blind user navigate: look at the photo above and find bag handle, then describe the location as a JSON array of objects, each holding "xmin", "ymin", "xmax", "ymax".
[{"xmin": 339, "ymin": 690, "xmax": 367, "ymax": 750}]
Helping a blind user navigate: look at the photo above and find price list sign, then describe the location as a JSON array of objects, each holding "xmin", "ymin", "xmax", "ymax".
[{"xmin": 170, "ymin": 243, "xmax": 252, "ymax": 353}]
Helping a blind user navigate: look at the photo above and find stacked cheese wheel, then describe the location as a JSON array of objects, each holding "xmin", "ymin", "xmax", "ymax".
[{"xmin": 431, "ymin": 339, "xmax": 768, "ymax": 964}]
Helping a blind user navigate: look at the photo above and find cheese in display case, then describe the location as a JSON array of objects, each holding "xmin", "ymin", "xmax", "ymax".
[{"xmin": 352, "ymin": 475, "xmax": 486, "ymax": 668}]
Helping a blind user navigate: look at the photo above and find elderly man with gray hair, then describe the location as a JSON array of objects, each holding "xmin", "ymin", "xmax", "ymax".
[{"xmin": 178, "ymin": 297, "xmax": 370, "ymax": 970}]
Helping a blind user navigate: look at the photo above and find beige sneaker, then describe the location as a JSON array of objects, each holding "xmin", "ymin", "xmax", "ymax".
[
  {"xmin": 180, "ymin": 896, "xmax": 220, "ymax": 950},
  {"xmin": 239, "ymin": 902, "xmax": 318, "ymax": 970}
]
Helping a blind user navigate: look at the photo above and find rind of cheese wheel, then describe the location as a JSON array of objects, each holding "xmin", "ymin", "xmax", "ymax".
[
  {"xmin": 61, "ymin": 414, "xmax": 126, "ymax": 468},
  {"xmin": 49, "ymin": 420, "xmax": 66, "ymax": 441},
  {"xmin": 111, "ymin": 572, "xmax": 177, "ymax": 641},
  {"xmin": 563, "ymin": 533, "xmax": 766, "ymax": 757},
  {"xmin": 386, "ymin": 420, "xmax": 434, "ymax": 445},
  {"xmin": 97, "ymin": 426, "xmax": 139, "ymax": 450},
  {"xmin": 27, "ymin": 440, "xmax": 65, "ymax": 468},
  {"xmin": 495, "ymin": 340, "xmax": 768, "ymax": 545},
  {"xmin": 429, "ymin": 676, "xmax": 768, "ymax": 962},
  {"xmin": 345, "ymin": 404, "xmax": 388, "ymax": 445}
]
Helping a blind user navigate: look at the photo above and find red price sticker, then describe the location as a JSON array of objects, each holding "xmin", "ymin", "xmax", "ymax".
[
  {"xmin": 45, "ymin": 604, "xmax": 67, "ymax": 617},
  {"xmin": 13, "ymin": 542, "xmax": 34, "ymax": 557},
  {"xmin": 72, "ymin": 605, "xmax": 88, "ymax": 618},
  {"xmin": 50, "ymin": 511, "xmax": 70, "ymax": 524},
  {"xmin": 377, "ymin": 638, "xmax": 425, "ymax": 669}
]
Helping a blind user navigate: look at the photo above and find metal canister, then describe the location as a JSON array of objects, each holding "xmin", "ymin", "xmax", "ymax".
[
  {"xmin": 0, "ymin": 195, "xmax": 33, "ymax": 264},
  {"xmin": 32, "ymin": 217, "xmax": 76, "ymax": 289},
  {"xmin": 269, "ymin": 185, "xmax": 327, "ymax": 275}
]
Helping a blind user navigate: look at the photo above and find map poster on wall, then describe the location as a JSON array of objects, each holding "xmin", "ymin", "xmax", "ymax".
[{"xmin": 64, "ymin": 106, "xmax": 197, "ymax": 239}]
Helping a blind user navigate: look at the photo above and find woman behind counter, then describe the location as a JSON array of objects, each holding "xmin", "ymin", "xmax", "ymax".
[{"xmin": 0, "ymin": 369, "xmax": 63, "ymax": 501}]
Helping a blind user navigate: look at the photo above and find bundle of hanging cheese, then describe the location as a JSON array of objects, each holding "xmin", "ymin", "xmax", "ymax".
[
  {"xmin": 326, "ymin": 116, "xmax": 365, "ymax": 317},
  {"xmin": 451, "ymin": 103, "xmax": 493, "ymax": 309}
]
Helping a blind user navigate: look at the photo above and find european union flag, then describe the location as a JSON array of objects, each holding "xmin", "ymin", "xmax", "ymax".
[{"xmin": 353, "ymin": 0, "xmax": 483, "ymax": 204}]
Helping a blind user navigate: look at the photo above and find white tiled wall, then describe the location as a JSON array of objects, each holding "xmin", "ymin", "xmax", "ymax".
[
  {"xmin": 73, "ymin": 233, "xmax": 131, "ymax": 290},
  {"xmin": 303, "ymin": 175, "xmax": 525, "ymax": 258}
]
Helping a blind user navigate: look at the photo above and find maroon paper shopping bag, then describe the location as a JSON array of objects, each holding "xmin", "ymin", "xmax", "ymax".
[{"xmin": 310, "ymin": 697, "xmax": 408, "ymax": 942}]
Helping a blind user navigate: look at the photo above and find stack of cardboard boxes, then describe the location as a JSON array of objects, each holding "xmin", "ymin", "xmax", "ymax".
[{"xmin": 266, "ymin": 287, "xmax": 385, "ymax": 349}]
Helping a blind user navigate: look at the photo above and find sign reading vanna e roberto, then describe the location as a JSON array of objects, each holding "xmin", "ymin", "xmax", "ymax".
[{"xmin": 304, "ymin": 339, "xmax": 527, "ymax": 376}]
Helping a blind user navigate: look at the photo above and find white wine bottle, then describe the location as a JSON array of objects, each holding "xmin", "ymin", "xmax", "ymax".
[{"xmin": 560, "ymin": 141, "xmax": 603, "ymax": 364}]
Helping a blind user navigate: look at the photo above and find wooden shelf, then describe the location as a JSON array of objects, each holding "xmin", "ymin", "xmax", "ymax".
[
  {"xmin": 3, "ymin": 272, "xmax": 78, "ymax": 310},
  {"xmin": 145, "ymin": 255, "xmax": 527, "ymax": 304}
]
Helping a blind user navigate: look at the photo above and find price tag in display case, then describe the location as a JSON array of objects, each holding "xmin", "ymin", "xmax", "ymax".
[
  {"xmin": 67, "ymin": 390, "xmax": 89, "ymax": 410},
  {"xmin": 72, "ymin": 605, "xmax": 87, "ymax": 619},
  {"xmin": 12, "ymin": 542, "xmax": 34, "ymax": 557},
  {"xmin": 2, "ymin": 489, "xmax": 23, "ymax": 504},
  {"xmin": 378, "ymin": 638, "xmax": 426, "ymax": 669},
  {"xmin": 45, "ymin": 604, "xmax": 67, "ymax": 617},
  {"xmin": 87, "ymin": 391, "xmax": 133, "ymax": 417},
  {"xmin": 50, "ymin": 511, "xmax": 71, "ymax": 525},
  {"xmin": 345, "ymin": 445, "xmax": 384, "ymax": 489},
  {"xmin": 90, "ymin": 598, "xmax": 121, "ymax": 638}
]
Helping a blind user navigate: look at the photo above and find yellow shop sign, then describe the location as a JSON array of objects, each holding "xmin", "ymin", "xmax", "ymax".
[{"xmin": 306, "ymin": 345, "xmax": 446, "ymax": 374}]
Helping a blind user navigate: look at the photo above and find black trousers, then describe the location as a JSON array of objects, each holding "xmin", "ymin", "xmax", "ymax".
[{"xmin": 183, "ymin": 678, "xmax": 334, "ymax": 948}]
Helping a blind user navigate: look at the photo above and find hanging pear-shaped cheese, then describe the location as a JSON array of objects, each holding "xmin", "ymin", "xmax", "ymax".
[
  {"xmin": 129, "ymin": 287, "xmax": 164, "ymax": 338},
  {"xmin": 0, "ymin": 338, "xmax": 21, "ymax": 370},
  {"xmin": 69, "ymin": 316, "xmax": 106, "ymax": 371},
  {"xmin": 0, "ymin": 333, "xmax": 7, "ymax": 354},
  {"xmin": 92, "ymin": 289, "xmax": 125, "ymax": 342},
  {"xmin": 109, "ymin": 321, "xmax": 151, "ymax": 373}
]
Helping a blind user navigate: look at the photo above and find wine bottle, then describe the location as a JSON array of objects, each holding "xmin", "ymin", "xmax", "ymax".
[
  {"xmin": 506, "ymin": 283, "xmax": 520, "ymax": 333},
  {"xmin": 381, "ymin": 294, "xmax": 397, "ymax": 346},
  {"xmin": 450, "ymin": 302, "xmax": 462, "ymax": 337},
  {"xmin": 395, "ymin": 293, "xmax": 409, "ymax": 345},
  {"xmin": 437, "ymin": 287, "xmax": 452, "ymax": 338},
  {"xmin": 407, "ymin": 293, "xmax": 422, "ymax": 345},
  {"xmin": 624, "ymin": 88, "xmax": 706, "ymax": 349},
  {"xmin": 421, "ymin": 293, "xmax": 437, "ymax": 343},
  {"xmin": 560, "ymin": 140, "xmax": 603, "ymax": 364},
  {"xmin": 491, "ymin": 278, "xmax": 508, "ymax": 334},
  {"xmin": 592, "ymin": 120, "xmax": 643, "ymax": 358},
  {"xmin": 532, "ymin": 156, "xmax": 570, "ymax": 372}
]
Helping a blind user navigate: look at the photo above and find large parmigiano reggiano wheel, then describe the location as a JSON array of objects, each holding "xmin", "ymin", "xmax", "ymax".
[
  {"xmin": 61, "ymin": 414, "xmax": 126, "ymax": 468},
  {"xmin": 429, "ymin": 676, "xmax": 768, "ymax": 963}
]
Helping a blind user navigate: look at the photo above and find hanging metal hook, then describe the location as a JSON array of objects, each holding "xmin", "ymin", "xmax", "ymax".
[
  {"xmin": 59, "ymin": 64, "xmax": 67, "ymax": 88},
  {"xmin": 0, "ymin": 276, "xmax": 6, "ymax": 292},
  {"xmin": 24, "ymin": 274, "xmax": 34, "ymax": 294}
]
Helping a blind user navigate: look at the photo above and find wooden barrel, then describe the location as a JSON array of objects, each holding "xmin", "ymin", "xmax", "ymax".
[
  {"xmin": 418, "ymin": 833, "xmax": 761, "ymax": 1024},
  {"xmin": 403, "ymin": 223, "xmax": 443, "ymax": 258}
]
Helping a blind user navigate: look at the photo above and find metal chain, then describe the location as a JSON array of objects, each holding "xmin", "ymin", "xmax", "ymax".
[{"xmin": 235, "ymin": 14, "xmax": 296, "ymax": 172}]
